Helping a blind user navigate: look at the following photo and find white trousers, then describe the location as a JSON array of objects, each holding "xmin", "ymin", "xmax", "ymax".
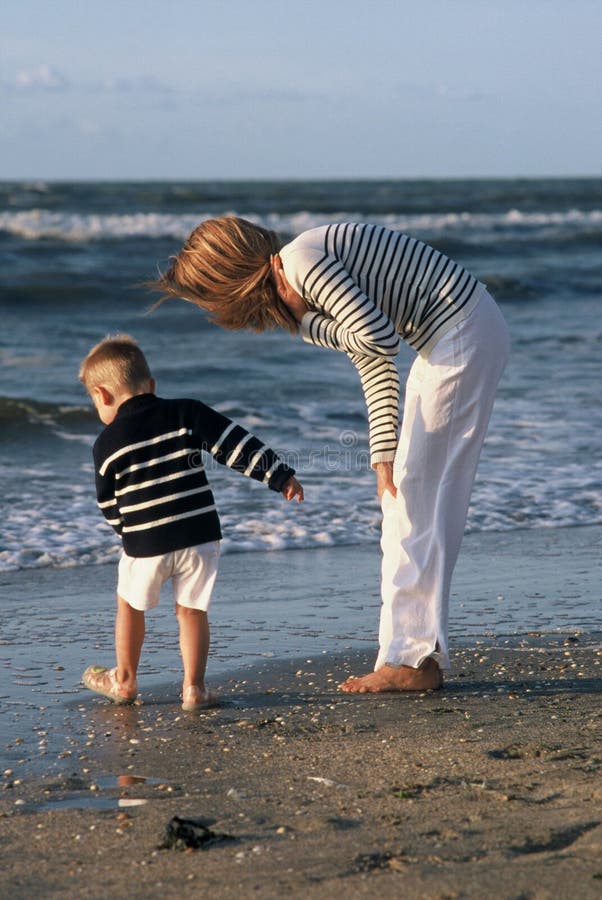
[{"xmin": 375, "ymin": 292, "xmax": 510, "ymax": 672}]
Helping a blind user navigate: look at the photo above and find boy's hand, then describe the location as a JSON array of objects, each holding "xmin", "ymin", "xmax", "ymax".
[{"xmin": 281, "ymin": 476, "xmax": 304, "ymax": 502}]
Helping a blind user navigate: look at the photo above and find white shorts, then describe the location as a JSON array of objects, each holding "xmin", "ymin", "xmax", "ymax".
[{"xmin": 117, "ymin": 541, "xmax": 220, "ymax": 612}]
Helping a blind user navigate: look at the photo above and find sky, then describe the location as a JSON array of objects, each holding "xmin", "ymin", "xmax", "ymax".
[{"xmin": 1, "ymin": 0, "xmax": 601, "ymax": 180}]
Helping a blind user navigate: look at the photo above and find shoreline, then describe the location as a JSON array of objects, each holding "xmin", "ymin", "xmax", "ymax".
[{"xmin": 1, "ymin": 523, "xmax": 601, "ymax": 779}]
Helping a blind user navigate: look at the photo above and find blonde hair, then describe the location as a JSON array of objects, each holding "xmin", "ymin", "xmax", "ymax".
[
  {"xmin": 147, "ymin": 216, "xmax": 298, "ymax": 333},
  {"xmin": 79, "ymin": 334, "xmax": 152, "ymax": 393}
]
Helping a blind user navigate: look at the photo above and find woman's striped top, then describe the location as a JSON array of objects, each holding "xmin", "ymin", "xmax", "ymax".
[
  {"xmin": 280, "ymin": 223, "xmax": 485, "ymax": 464},
  {"xmin": 93, "ymin": 393, "xmax": 295, "ymax": 557}
]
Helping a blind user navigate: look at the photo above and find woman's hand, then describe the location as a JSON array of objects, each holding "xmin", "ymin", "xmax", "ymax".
[
  {"xmin": 374, "ymin": 461, "xmax": 397, "ymax": 502},
  {"xmin": 270, "ymin": 254, "xmax": 308, "ymax": 322}
]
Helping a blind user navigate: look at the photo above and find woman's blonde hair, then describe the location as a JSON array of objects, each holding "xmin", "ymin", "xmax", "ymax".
[
  {"xmin": 148, "ymin": 216, "xmax": 298, "ymax": 333},
  {"xmin": 79, "ymin": 334, "xmax": 152, "ymax": 393}
]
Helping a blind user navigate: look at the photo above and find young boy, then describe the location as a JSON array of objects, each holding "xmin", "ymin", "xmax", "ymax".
[{"xmin": 79, "ymin": 334, "xmax": 303, "ymax": 711}]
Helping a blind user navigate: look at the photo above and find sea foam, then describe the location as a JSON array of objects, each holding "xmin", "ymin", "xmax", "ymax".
[{"xmin": 1, "ymin": 208, "xmax": 600, "ymax": 243}]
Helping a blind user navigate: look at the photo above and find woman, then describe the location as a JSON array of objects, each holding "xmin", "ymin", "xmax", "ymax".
[{"xmin": 151, "ymin": 217, "xmax": 510, "ymax": 692}]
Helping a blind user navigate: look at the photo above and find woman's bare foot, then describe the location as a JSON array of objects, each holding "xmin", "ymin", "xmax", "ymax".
[
  {"xmin": 181, "ymin": 685, "xmax": 220, "ymax": 711},
  {"xmin": 339, "ymin": 657, "xmax": 443, "ymax": 693}
]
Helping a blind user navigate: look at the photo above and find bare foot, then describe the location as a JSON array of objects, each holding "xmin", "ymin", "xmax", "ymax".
[
  {"xmin": 181, "ymin": 685, "xmax": 220, "ymax": 712},
  {"xmin": 339, "ymin": 658, "xmax": 443, "ymax": 693}
]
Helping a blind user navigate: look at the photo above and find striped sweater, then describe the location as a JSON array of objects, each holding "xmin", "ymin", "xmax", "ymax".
[
  {"xmin": 93, "ymin": 393, "xmax": 295, "ymax": 557},
  {"xmin": 280, "ymin": 222, "xmax": 486, "ymax": 464}
]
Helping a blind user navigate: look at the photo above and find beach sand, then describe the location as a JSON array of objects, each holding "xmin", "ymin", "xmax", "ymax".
[{"xmin": 1, "ymin": 525, "xmax": 601, "ymax": 898}]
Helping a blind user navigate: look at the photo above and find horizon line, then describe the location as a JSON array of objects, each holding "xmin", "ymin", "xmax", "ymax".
[{"xmin": 1, "ymin": 173, "xmax": 600, "ymax": 185}]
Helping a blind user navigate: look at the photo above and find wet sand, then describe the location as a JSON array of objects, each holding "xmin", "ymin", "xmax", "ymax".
[{"xmin": 1, "ymin": 526, "xmax": 601, "ymax": 897}]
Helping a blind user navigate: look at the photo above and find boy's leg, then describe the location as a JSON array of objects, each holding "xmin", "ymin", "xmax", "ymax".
[
  {"xmin": 83, "ymin": 552, "xmax": 168, "ymax": 703},
  {"xmin": 115, "ymin": 594, "xmax": 145, "ymax": 692},
  {"xmin": 172, "ymin": 542, "xmax": 220, "ymax": 710},
  {"xmin": 176, "ymin": 604, "xmax": 209, "ymax": 690},
  {"xmin": 176, "ymin": 604, "xmax": 219, "ymax": 709},
  {"xmin": 82, "ymin": 593, "xmax": 143, "ymax": 703}
]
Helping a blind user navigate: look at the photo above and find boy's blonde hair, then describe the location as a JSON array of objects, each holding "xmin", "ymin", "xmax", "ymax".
[
  {"xmin": 79, "ymin": 334, "xmax": 152, "ymax": 393},
  {"xmin": 148, "ymin": 216, "xmax": 298, "ymax": 334}
]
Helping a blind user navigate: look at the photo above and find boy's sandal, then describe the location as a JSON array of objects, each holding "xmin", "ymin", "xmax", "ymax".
[
  {"xmin": 82, "ymin": 665, "xmax": 137, "ymax": 704},
  {"xmin": 181, "ymin": 685, "xmax": 220, "ymax": 712}
]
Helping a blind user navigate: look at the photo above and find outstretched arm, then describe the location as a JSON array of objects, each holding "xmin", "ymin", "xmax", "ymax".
[{"xmin": 186, "ymin": 399, "xmax": 297, "ymax": 494}]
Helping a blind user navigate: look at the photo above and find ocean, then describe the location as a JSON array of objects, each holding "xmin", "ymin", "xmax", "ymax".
[{"xmin": 1, "ymin": 178, "xmax": 601, "ymax": 573}]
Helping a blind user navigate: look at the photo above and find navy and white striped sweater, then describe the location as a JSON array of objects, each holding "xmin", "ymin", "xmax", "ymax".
[
  {"xmin": 280, "ymin": 222, "xmax": 486, "ymax": 464},
  {"xmin": 93, "ymin": 394, "xmax": 295, "ymax": 557}
]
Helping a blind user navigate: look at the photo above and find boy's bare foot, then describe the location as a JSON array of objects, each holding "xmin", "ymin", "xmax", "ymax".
[
  {"xmin": 339, "ymin": 657, "xmax": 443, "ymax": 693},
  {"xmin": 181, "ymin": 685, "xmax": 220, "ymax": 712},
  {"xmin": 82, "ymin": 665, "xmax": 138, "ymax": 704}
]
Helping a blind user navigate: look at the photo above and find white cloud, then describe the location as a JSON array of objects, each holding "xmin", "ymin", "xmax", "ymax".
[
  {"xmin": 14, "ymin": 64, "xmax": 69, "ymax": 91},
  {"xmin": 5, "ymin": 67, "xmax": 174, "ymax": 95}
]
